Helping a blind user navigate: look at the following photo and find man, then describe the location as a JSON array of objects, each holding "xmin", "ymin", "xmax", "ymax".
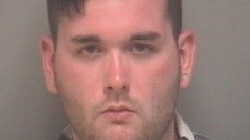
[{"xmin": 40, "ymin": 0, "xmax": 208, "ymax": 140}]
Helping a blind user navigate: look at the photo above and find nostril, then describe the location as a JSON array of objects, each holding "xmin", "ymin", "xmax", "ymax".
[
  {"xmin": 107, "ymin": 86, "xmax": 113, "ymax": 91},
  {"xmin": 106, "ymin": 85, "xmax": 129, "ymax": 92},
  {"xmin": 122, "ymin": 85, "xmax": 130, "ymax": 92},
  {"xmin": 122, "ymin": 86, "xmax": 127, "ymax": 90}
]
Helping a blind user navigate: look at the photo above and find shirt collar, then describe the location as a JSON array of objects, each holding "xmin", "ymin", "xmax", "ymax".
[
  {"xmin": 175, "ymin": 112, "xmax": 195, "ymax": 140},
  {"xmin": 58, "ymin": 125, "xmax": 73, "ymax": 140}
]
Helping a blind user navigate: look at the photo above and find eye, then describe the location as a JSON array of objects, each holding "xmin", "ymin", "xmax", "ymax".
[
  {"xmin": 78, "ymin": 44, "xmax": 103, "ymax": 56},
  {"xmin": 129, "ymin": 43, "xmax": 153, "ymax": 54}
]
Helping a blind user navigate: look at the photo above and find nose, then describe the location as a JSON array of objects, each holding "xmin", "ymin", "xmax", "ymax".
[{"xmin": 103, "ymin": 50, "xmax": 130, "ymax": 94}]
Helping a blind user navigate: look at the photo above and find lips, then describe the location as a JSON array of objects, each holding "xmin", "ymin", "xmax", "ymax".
[
  {"xmin": 100, "ymin": 104, "xmax": 135, "ymax": 121},
  {"xmin": 103, "ymin": 105, "xmax": 135, "ymax": 113}
]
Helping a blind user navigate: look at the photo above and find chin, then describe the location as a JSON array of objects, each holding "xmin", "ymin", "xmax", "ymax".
[{"xmin": 101, "ymin": 125, "xmax": 139, "ymax": 140}]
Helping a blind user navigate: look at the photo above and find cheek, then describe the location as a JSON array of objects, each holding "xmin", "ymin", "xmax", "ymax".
[
  {"xmin": 54, "ymin": 53, "xmax": 105, "ymax": 110},
  {"xmin": 130, "ymin": 54, "xmax": 180, "ymax": 114},
  {"xmin": 132, "ymin": 56, "xmax": 179, "ymax": 94}
]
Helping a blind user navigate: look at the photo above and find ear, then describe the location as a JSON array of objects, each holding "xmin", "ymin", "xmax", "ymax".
[
  {"xmin": 178, "ymin": 30, "xmax": 196, "ymax": 88},
  {"xmin": 39, "ymin": 35, "xmax": 58, "ymax": 94}
]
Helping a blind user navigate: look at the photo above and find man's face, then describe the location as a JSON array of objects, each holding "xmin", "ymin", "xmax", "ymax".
[{"xmin": 41, "ymin": 0, "xmax": 195, "ymax": 140}]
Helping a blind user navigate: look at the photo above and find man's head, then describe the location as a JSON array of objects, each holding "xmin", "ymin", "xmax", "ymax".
[
  {"xmin": 47, "ymin": 0, "xmax": 182, "ymax": 42},
  {"xmin": 40, "ymin": 0, "xmax": 195, "ymax": 140}
]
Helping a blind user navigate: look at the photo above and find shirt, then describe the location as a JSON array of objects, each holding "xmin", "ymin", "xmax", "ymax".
[
  {"xmin": 57, "ymin": 112, "xmax": 209, "ymax": 140},
  {"xmin": 175, "ymin": 112, "xmax": 210, "ymax": 140}
]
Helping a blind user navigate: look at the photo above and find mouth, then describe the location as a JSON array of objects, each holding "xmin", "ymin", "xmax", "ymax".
[{"xmin": 100, "ymin": 104, "xmax": 136, "ymax": 122}]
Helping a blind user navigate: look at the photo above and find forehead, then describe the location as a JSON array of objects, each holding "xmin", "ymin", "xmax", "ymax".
[
  {"xmin": 58, "ymin": 0, "xmax": 170, "ymax": 40},
  {"xmin": 74, "ymin": 0, "xmax": 168, "ymax": 15},
  {"xmin": 83, "ymin": 0, "xmax": 167, "ymax": 14}
]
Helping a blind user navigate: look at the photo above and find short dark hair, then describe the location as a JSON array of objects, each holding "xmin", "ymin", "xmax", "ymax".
[{"xmin": 47, "ymin": 0, "xmax": 182, "ymax": 41}]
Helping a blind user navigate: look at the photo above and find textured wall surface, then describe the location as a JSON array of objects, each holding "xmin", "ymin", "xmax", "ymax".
[{"xmin": 0, "ymin": 1, "xmax": 249, "ymax": 140}]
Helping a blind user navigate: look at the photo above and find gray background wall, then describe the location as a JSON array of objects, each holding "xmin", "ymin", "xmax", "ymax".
[{"xmin": 0, "ymin": 1, "xmax": 249, "ymax": 140}]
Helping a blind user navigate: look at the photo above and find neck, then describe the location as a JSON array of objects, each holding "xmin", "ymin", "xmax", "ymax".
[{"xmin": 159, "ymin": 116, "xmax": 179, "ymax": 140}]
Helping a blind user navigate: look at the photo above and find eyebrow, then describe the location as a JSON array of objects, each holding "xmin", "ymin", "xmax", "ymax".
[
  {"xmin": 70, "ymin": 31, "xmax": 161, "ymax": 44},
  {"xmin": 130, "ymin": 31, "xmax": 161, "ymax": 41},
  {"xmin": 71, "ymin": 35, "xmax": 101, "ymax": 44}
]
